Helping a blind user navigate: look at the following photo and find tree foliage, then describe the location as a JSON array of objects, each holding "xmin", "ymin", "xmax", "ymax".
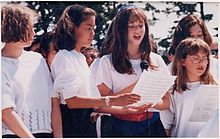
[{"xmin": 6, "ymin": 1, "xmax": 217, "ymax": 54}]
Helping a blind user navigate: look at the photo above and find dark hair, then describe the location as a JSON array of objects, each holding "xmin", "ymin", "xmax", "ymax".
[
  {"xmin": 39, "ymin": 31, "xmax": 58, "ymax": 58},
  {"xmin": 109, "ymin": 6, "xmax": 153, "ymax": 74},
  {"xmin": 170, "ymin": 15, "xmax": 212, "ymax": 55},
  {"xmin": 172, "ymin": 38, "xmax": 216, "ymax": 93},
  {"xmin": 1, "ymin": 4, "xmax": 37, "ymax": 43},
  {"xmin": 55, "ymin": 4, "xmax": 96, "ymax": 51},
  {"xmin": 100, "ymin": 18, "xmax": 116, "ymax": 57}
]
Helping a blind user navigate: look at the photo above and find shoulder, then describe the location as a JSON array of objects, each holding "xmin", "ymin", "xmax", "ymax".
[
  {"xmin": 100, "ymin": 54, "xmax": 112, "ymax": 63},
  {"xmin": 22, "ymin": 50, "xmax": 43, "ymax": 59},
  {"xmin": 150, "ymin": 52, "xmax": 162, "ymax": 59},
  {"xmin": 149, "ymin": 52, "xmax": 165, "ymax": 65},
  {"xmin": 52, "ymin": 50, "xmax": 74, "ymax": 63}
]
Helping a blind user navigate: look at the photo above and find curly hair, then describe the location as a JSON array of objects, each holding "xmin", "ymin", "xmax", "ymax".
[{"xmin": 1, "ymin": 4, "xmax": 37, "ymax": 43}]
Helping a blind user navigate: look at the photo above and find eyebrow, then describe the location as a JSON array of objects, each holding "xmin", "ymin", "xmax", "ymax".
[
  {"xmin": 86, "ymin": 24, "xmax": 95, "ymax": 27},
  {"xmin": 192, "ymin": 55, "xmax": 207, "ymax": 58}
]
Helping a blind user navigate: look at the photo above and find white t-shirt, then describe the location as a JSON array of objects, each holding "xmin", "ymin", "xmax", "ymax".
[
  {"xmin": 96, "ymin": 52, "xmax": 170, "ymax": 94},
  {"xmin": 51, "ymin": 49, "xmax": 100, "ymax": 104},
  {"xmin": 160, "ymin": 82, "xmax": 207, "ymax": 137},
  {"xmin": 90, "ymin": 58, "xmax": 101, "ymax": 97},
  {"xmin": 2, "ymin": 51, "xmax": 52, "ymax": 135}
]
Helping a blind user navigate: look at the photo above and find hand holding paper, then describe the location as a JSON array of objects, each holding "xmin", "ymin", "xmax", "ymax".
[{"xmin": 131, "ymin": 70, "xmax": 176, "ymax": 108}]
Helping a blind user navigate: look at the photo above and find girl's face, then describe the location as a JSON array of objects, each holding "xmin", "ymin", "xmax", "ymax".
[
  {"xmin": 75, "ymin": 16, "xmax": 95, "ymax": 49},
  {"xmin": 183, "ymin": 51, "xmax": 208, "ymax": 82},
  {"xmin": 189, "ymin": 24, "xmax": 204, "ymax": 40},
  {"xmin": 127, "ymin": 20, "xmax": 145, "ymax": 48}
]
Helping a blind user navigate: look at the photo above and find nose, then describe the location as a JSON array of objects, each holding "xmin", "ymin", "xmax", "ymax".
[{"xmin": 90, "ymin": 29, "xmax": 95, "ymax": 37}]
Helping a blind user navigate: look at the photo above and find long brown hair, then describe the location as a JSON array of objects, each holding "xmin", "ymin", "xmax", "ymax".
[
  {"xmin": 55, "ymin": 4, "xmax": 96, "ymax": 51},
  {"xmin": 172, "ymin": 38, "xmax": 216, "ymax": 93},
  {"xmin": 170, "ymin": 15, "xmax": 213, "ymax": 55},
  {"xmin": 108, "ymin": 6, "xmax": 153, "ymax": 74}
]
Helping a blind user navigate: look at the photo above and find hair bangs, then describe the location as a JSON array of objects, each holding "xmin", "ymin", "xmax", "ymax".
[
  {"xmin": 186, "ymin": 41, "xmax": 210, "ymax": 56},
  {"xmin": 128, "ymin": 8, "xmax": 146, "ymax": 23}
]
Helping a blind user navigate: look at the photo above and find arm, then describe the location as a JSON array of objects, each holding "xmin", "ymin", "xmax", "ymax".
[
  {"xmin": 65, "ymin": 93, "xmax": 140, "ymax": 109},
  {"xmin": 152, "ymin": 92, "xmax": 170, "ymax": 110},
  {"xmin": 51, "ymin": 98, "xmax": 62, "ymax": 138},
  {"xmin": 97, "ymin": 103, "xmax": 152, "ymax": 115},
  {"xmin": 165, "ymin": 129, "xmax": 171, "ymax": 137},
  {"xmin": 2, "ymin": 108, "xmax": 34, "ymax": 138},
  {"xmin": 97, "ymin": 81, "xmax": 137, "ymax": 96}
]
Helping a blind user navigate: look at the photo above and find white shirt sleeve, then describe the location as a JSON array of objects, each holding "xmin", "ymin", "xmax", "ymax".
[
  {"xmin": 51, "ymin": 51, "xmax": 83, "ymax": 100},
  {"xmin": 96, "ymin": 55, "xmax": 113, "ymax": 90},
  {"xmin": 157, "ymin": 54, "xmax": 171, "ymax": 75},
  {"xmin": 1, "ymin": 72, "xmax": 16, "ymax": 110},
  {"xmin": 160, "ymin": 92, "xmax": 175, "ymax": 129}
]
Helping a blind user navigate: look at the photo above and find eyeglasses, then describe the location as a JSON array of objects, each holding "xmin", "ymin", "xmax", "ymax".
[{"xmin": 187, "ymin": 56, "xmax": 209, "ymax": 64}]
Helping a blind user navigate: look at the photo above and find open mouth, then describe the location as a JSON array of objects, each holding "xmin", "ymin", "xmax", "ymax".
[
  {"xmin": 133, "ymin": 35, "xmax": 141, "ymax": 40},
  {"xmin": 197, "ymin": 67, "xmax": 205, "ymax": 71}
]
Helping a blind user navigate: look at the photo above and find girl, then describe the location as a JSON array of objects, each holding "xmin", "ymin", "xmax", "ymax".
[
  {"xmin": 168, "ymin": 15, "xmax": 218, "ymax": 82},
  {"xmin": 161, "ymin": 38, "xmax": 217, "ymax": 137},
  {"xmin": 1, "ymin": 4, "xmax": 56, "ymax": 138},
  {"xmin": 51, "ymin": 4, "xmax": 142, "ymax": 137},
  {"xmin": 96, "ymin": 4, "xmax": 170, "ymax": 137}
]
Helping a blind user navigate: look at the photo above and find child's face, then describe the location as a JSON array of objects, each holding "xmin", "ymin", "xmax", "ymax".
[
  {"xmin": 75, "ymin": 16, "xmax": 95, "ymax": 49},
  {"xmin": 189, "ymin": 24, "xmax": 204, "ymax": 41},
  {"xmin": 183, "ymin": 51, "xmax": 208, "ymax": 81},
  {"xmin": 127, "ymin": 20, "xmax": 145, "ymax": 48}
]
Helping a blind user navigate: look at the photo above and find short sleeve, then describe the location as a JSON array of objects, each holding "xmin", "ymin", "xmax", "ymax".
[
  {"xmin": 1, "ymin": 73, "xmax": 16, "ymax": 110},
  {"xmin": 160, "ymin": 93, "xmax": 175, "ymax": 129},
  {"xmin": 156, "ymin": 54, "xmax": 170, "ymax": 75},
  {"xmin": 51, "ymin": 51, "xmax": 83, "ymax": 100},
  {"xmin": 95, "ymin": 55, "xmax": 113, "ymax": 90}
]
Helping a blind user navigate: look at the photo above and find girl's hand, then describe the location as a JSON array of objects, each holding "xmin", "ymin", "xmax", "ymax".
[
  {"xmin": 121, "ymin": 103, "xmax": 153, "ymax": 114},
  {"xmin": 110, "ymin": 93, "xmax": 140, "ymax": 106}
]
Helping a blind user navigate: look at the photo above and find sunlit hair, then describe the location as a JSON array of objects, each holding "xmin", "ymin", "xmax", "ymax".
[
  {"xmin": 108, "ymin": 5, "xmax": 155, "ymax": 74},
  {"xmin": 1, "ymin": 4, "xmax": 37, "ymax": 43},
  {"xmin": 55, "ymin": 4, "xmax": 96, "ymax": 51},
  {"xmin": 170, "ymin": 15, "xmax": 212, "ymax": 55},
  {"xmin": 172, "ymin": 38, "xmax": 216, "ymax": 93}
]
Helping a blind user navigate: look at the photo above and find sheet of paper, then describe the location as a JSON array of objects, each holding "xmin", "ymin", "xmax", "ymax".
[
  {"xmin": 189, "ymin": 85, "xmax": 218, "ymax": 122},
  {"xmin": 131, "ymin": 70, "xmax": 176, "ymax": 108}
]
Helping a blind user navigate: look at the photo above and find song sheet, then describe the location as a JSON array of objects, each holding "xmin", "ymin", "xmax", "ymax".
[
  {"xmin": 189, "ymin": 85, "xmax": 218, "ymax": 122},
  {"xmin": 131, "ymin": 70, "xmax": 176, "ymax": 108}
]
